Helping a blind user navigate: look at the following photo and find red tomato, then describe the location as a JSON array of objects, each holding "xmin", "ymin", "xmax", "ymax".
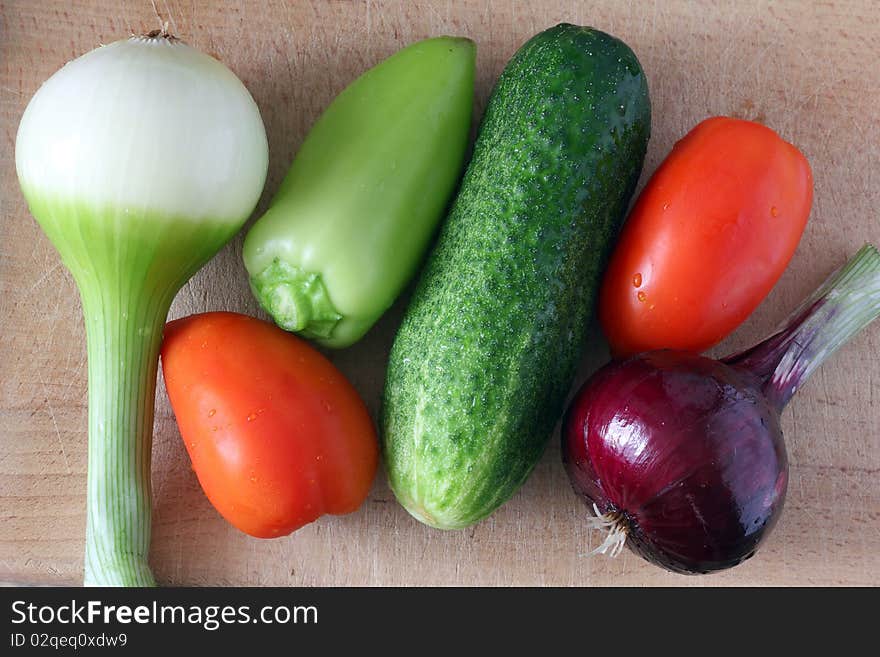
[
  {"xmin": 599, "ymin": 116, "xmax": 813, "ymax": 357},
  {"xmin": 160, "ymin": 312, "xmax": 378, "ymax": 538}
]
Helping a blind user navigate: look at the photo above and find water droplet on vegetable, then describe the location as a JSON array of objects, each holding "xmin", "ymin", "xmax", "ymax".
[
  {"xmin": 207, "ymin": 409, "xmax": 216, "ymax": 417},
  {"xmin": 770, "ymin": 206, "xmax": 779, "ymax": 217},
  {"xmin": 247, "ymin": 412, "xmax": 257, "ymax": 422},
  {"xmin": 638, "ymin": 291, "xmax": 647, "ymax": 303},
  {"xmin": 632, "ymin": 273, "xmax": 642, "ymax": 288}
]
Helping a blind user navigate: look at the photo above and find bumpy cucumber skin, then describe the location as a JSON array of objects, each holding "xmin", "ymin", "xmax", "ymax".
[{"xmin": 382, "ymin": 24, "xmax": 651, "ymax": 529}]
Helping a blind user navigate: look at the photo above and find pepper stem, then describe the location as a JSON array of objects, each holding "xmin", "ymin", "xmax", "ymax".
[
  {"xmin": 248, "ymin": 258, "xmax": 342, "ymax": 339},
  {"xmin": 725, "ymin": 244, "xmax": 880, "ymax": 410}
]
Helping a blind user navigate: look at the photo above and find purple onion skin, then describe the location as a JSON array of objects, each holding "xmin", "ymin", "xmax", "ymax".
[
  {"xmin": 563, "ymin": 350, "xmax": 788, "ymax": 574},
  {"xmin": 563, "ymin": 245, "xmax": 880, "ymax": 574}
]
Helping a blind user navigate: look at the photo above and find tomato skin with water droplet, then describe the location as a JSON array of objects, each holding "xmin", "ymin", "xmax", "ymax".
[
  {"xmin": 160, "ymin": 312, "xmax": 378, "ymax": 538},
  {"xmin": 599, "ymin": 116, "xmax": 812, "ymax": 356}
]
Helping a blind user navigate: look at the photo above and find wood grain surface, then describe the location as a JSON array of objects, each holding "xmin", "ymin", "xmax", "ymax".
[{"xmin": 1, "ymin": 0, "xmax": 878, "ymax": 586}]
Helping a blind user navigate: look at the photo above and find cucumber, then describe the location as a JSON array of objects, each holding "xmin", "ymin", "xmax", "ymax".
[{"xmin": 381, "ymin": 24, "xmax": 651, "ymax": 529}]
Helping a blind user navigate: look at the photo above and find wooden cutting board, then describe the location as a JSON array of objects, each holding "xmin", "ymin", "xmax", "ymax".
[{"xmin": 1, "ymin": 0, "xmax": 878, "ymax": 586}]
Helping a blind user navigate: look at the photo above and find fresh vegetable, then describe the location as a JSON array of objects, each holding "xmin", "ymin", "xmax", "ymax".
[
  {"xmin": 564, "ymin": 244, "xmax": 880, "ymax": 574},
  {"xmin": 243, "ymin": 36, "xmax": 475, "ymax": 348},
  {"xmin": 161, "ymin": 312, "xmax": 378, "ymax": 538},
  {"xmin": 599, "ymin": 117, "xmax": 813, "ymax": 357},
  {"xmin": 382, "ymin": 24, "xmax": 651, "ymax": 529},
  {"xmin": 15, "ymin": 32, "xmax": 269, "ymax": 585}
]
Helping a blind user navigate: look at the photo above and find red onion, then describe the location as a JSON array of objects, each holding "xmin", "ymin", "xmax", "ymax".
[{"xmin": 563, "ymin": 244, "xmax": 880, "ymax": 574}]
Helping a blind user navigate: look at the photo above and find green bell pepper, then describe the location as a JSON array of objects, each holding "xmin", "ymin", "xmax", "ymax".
[{"xmin": 243, "ymin": 36, "xmax": 475, "ymax": 348}]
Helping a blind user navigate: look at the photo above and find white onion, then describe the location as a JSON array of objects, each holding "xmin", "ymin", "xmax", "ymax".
[
  {"xmin": 17, "ymin": 34, "xmax": 268, "ymax": 223},
  {"xmin": 15, "ymin": 32, "xmax": 269, "ymax": 586}
]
